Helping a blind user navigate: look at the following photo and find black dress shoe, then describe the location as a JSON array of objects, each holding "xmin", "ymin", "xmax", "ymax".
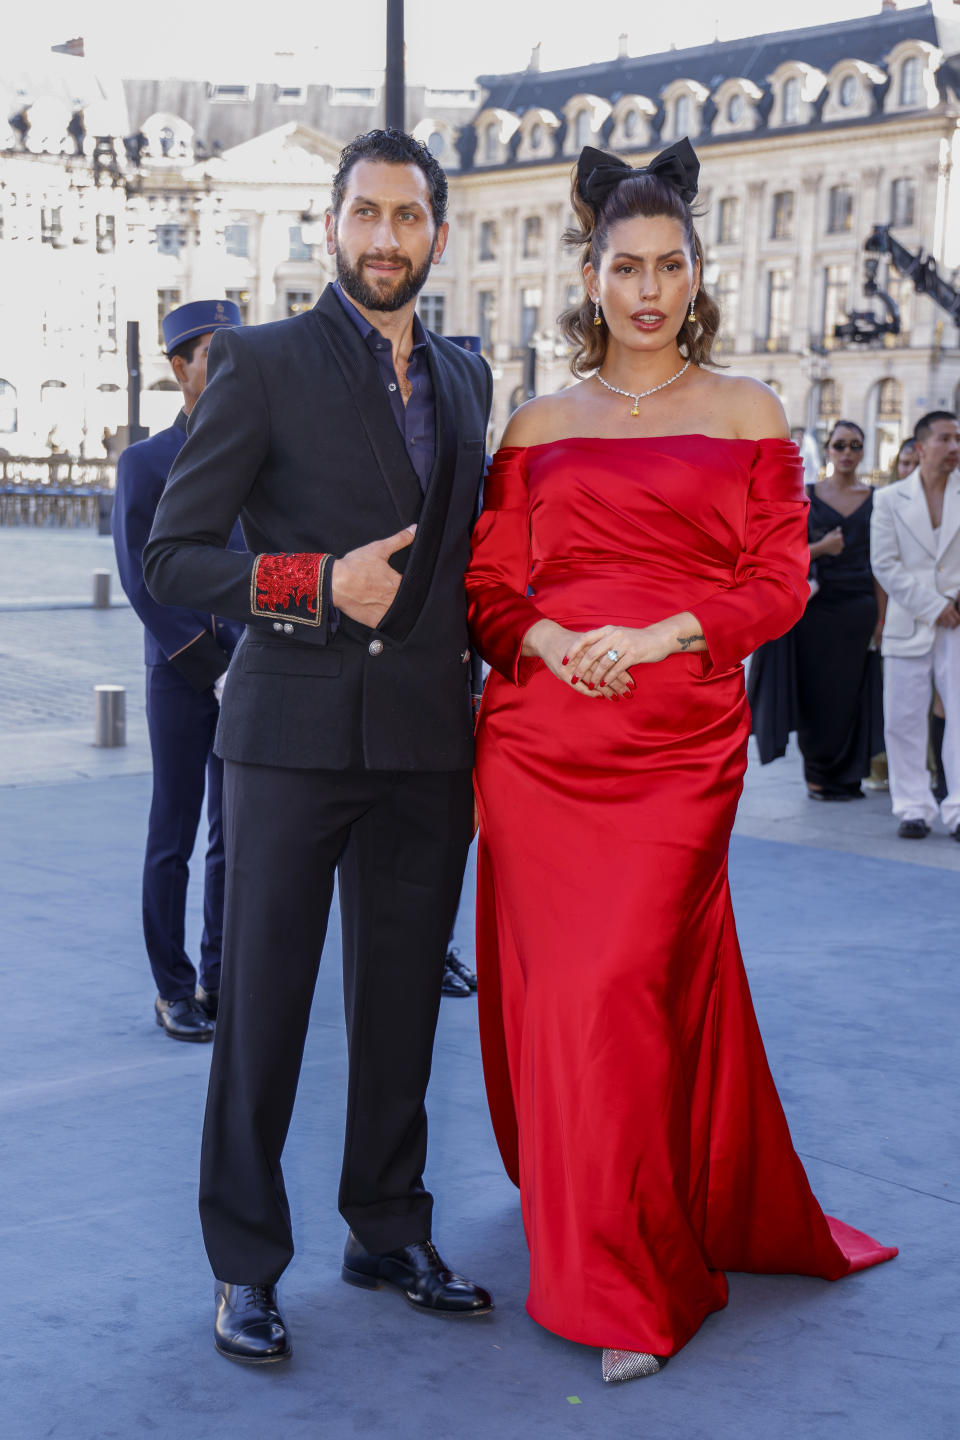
[
  {"xmin": 214, "ymin": 1282, "xmax": 291, "ymax": 1363},
  {"xmin": 342, "ymin": 1233, "xmax": 493, "ymax": 1315},
  {"xmin": 155, "ymin": 995, "xmax": 215, "ymax": 1042},
  {"xmin": 444, "ymin": 947, "xmax": 477, "ymax": 992},
  {"xmin": 897, "ymin": 818, "xmax": 930, "ymax": 839},
  {"xmin": 441, "ymin": 960, "xmax": 471, "ymax": 997},
  {"xmin": 196, "ymin": 984, "xmax": 219, "ymax": 1019}
]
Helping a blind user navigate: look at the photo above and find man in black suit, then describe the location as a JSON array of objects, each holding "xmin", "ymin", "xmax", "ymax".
[{"xmin": 144, "ymin": 130, "xmax": 493, "ymax": 1363}]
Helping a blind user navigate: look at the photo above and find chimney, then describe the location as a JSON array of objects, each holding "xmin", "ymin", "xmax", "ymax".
[
  {"xmin": 880, "ymin": 1, "xmax": 897, "ymax": 10},
  {"xmin": 528, "ymin": 42, "xmax": 541, "ymax": 73},
  {"xmin": 618, "ymin": 33, "xmax": 629, "ymax": 59}
]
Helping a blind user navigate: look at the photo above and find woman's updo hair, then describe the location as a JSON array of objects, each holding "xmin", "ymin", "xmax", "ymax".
[
  {"xmin": 559, "ymin": 168, "xmax": 720, "ymax": 378},
  {"xmin": 826, "ymin": 419, "xmax": 865, "ymax": 445}
]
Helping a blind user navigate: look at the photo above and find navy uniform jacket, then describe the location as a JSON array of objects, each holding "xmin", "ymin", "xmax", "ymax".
[{"xmin": 113, "ymin": 413, "xmax": 244, "ymax": 689}]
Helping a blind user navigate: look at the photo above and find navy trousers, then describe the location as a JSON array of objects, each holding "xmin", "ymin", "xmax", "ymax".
[{"xmin": 143, "ymin": 663, "xmax": 224, "ymax": 1000}]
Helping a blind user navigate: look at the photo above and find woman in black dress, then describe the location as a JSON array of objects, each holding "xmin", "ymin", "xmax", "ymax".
[{"xmin": 796, "ymin": 420, "xmax": 882, "ymax": 799}]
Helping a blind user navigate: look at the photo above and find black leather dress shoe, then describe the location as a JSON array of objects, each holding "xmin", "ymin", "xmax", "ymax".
[
  {"xmin": 444, "ymin": 947, "xmax": 477, "ymax": 992},
  {"xmin": 155, "ymin": 995, "xmax": 215, "ymax": 1042},
  {"xmin": 441, "ymin": 961, "xmax": 471, "ymax": 997},
  {"xmin": 214, "ymin": 1282, "xmax": 291, "ymax": 1363},
  {"xmin": 897, "ymin": 818, "xmax": 930, "ymax": 839},
  {"xmin": 196, "ymin": 984, "xmax": 219, "ymax": 1019},
  {"xmin": 342, "ymin": 1233, "xmax": 493, "ymax": 1315}
]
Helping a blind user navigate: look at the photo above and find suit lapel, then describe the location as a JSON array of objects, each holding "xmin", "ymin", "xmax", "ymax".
[
  {"xmin": 377, "ymin": 336, "xmax": 460, "ymax": 644},
  {"xmin": 309, "ymin": 287, "xmax": 423, "ymax": 524},
  {"xmin": 895, "ymin": 472, "xmax": 937, "ymax": 559}
]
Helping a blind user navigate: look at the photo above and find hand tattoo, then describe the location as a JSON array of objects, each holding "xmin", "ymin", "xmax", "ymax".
[{"xmin": 677, "ymin": 633, "xmax": 703, "ymax": 651}]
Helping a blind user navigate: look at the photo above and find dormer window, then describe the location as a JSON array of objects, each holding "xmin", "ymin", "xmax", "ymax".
[
  {"xmin": 483, "ymin": 122, "xmax": 499, "ymax": 163},
  {"xmin": 727, "ymin": 94, "xmax": 744, "ymax": 125},
  {"xmin": 839, "ymin": 74, "xmax": 858, "ymax": 108},
  {"xmin": 623, "ymin": 109, "xmax": 639, "ymax": 139},
  {"xmin": 530, "ymin": 123, "xmax": 542, "ymax": 148},
  {"xmin": 675, "ymin": 94, "xmax": 691, "ymax": 136},
  {"xmin": 562, "ymin": 95, "xmax": 611, "ymax": 155},
  {"xmin": 574, "ymin": 110, "xmax": 591, "ymax": 148},
  {"xmin": 783, "ymin": 77, "xmax": 800, "ymax": 125},
  {"xmin": 899, "ymin": 55, "xmax": 922, "ymax": 107},
  {"xmin": 515, "ymin": 107, "xmax": 560, "ymax": 162},
  {"xmin": 608, "ymin": 95, "xmax": 656, "ymax": 151},
  {"xmin": 822, "ymin": 60, "xmax": 884, "ymax": 123}
]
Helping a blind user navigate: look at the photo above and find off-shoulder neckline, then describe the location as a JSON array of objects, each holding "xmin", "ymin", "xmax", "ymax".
[{"xmin": 499, "ymin": 435, "xmax": 790, "ymax": 453}]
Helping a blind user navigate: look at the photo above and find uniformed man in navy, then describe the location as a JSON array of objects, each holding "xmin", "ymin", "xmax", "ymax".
[{"xmin": 113, "ymin": 298, "xmax": 244, "ymax": 1042}]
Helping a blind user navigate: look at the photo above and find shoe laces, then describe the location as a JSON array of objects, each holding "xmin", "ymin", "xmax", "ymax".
[{"xmin": 243, "ymin": 1284, "xmax": 272, "ymax": 1309}]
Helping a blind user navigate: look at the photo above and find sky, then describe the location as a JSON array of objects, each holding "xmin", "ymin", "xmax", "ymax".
[{"xmin": 12, "ymin": 0, "xmax": 931, "ymax": 85}]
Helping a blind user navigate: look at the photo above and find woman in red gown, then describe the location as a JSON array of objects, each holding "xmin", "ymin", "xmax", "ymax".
[{"xmin": 465, "ymin": 141, "xmax": 896, "ymax": 1384}]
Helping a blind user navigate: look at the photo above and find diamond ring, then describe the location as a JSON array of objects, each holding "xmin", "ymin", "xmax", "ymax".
[{"xmin": 606, "ymin": 648, "xmax": 619, "ymax": 662}]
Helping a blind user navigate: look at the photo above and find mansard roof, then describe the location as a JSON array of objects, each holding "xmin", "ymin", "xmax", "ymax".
[{"xmin": 473, "ymin": 2, "xmax": 960, "ymax": 138}]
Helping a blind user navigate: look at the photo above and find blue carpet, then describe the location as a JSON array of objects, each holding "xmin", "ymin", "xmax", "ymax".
[{"xmin": 1, "ymin": 777, "xmax": 955, "ymax": 1439}]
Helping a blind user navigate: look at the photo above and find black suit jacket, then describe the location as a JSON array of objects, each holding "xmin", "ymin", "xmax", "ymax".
[{"xmin": 143, "ymin": 285, "xmax": 492, "ymax": 771}]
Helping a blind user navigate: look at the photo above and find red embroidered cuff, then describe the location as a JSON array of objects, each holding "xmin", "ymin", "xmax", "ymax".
[{"xmin": 251, "ymin": 552, "xmax": 328, "ymax": 628}]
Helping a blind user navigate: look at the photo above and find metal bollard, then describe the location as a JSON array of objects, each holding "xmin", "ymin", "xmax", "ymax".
[
  {"xmin": 92, "ymin": 570, "xmax": 111, "ymax": 608},
  {"xmin": 94, "ymin": 684, "xmax": 126, "ymax": 747}
]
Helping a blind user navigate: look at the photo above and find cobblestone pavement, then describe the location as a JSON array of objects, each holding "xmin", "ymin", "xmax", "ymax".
[{"xmin": 2, "ymin": 526, "xmax": 959, "ymax": 873}]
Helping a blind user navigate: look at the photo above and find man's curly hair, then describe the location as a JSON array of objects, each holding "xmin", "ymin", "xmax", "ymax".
[{"xmin": 331, "ymin": 129, "xmax": 448, "ymax": 227}]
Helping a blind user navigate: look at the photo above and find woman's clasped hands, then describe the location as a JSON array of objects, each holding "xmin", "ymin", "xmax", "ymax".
[{"xmin": 522, "ymin": 617, "xmax": 695, "ymax": 699}]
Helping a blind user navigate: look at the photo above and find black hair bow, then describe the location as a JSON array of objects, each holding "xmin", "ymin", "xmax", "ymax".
[{"xmin": 576, "ymin": 138, "xmax": 700, "ymax": 210}]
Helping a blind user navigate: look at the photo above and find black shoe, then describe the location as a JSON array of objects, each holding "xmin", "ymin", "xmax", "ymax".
[
  {"xmin": 897, "ymin": 818, "xmax": 930, "ymax": 839},
  {"xmin": 444, "ymin": 947, "xmax": 477, "ymax": 992},
  {"xmin": 342, "ymin": 1233, "xmax": 493, "ymax": 1315},
  {"xmin": 441, "ymin": 961, "xmax": 471, "ymax": 997},
  {"xmin": 214, "ymin": 1282, "xmax": 291, "ymax": 1364},
  {"xmin": 196, "ymin": 984, "xmax": 219, "ymax": 1020},
  {"xmin": 807, "ymin": 786, "xmax": 853, "ymax": 802},
  {"xmin": 155, "ymin": 995, "xmax": 215, "ymax": 1042}
]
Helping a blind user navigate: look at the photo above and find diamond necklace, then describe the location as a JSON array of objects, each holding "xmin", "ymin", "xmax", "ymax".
[{"xmin": 596, "ymin": 359, "xmax": 691, "ymax": 416}]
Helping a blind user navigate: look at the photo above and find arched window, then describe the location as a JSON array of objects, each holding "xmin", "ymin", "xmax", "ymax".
[
  {"xmin": 782, "ymin": 77, "xmax": 801, "ymax": 125},
  {"xmin": 530, "ymin": 122, "xmax": 543, "ymax": 148},
  {"xmin": 877, "ymin": 378, "xmax": 902, "ymax": 418},
  {"xmin": 818, "ymin": 379, "xmax": 841, "ymax": 418},
  {"xmin": 427, "ymin": 131, "xmax": 444, "ymax": 157},
  {"xmin": 574, "ymin": 109, "xmax": 591, "ymax": 147},
  {"xmin": 0, "ymin": 379, "xmax": 17, "ymax": 433},
  {"xmin": 899, "ymin": 56, "xmax": 922, "ymax": 107},
  {"xmin": 623, "ymin": 108, "xmax": 638, "ymax": 139},
  {"xmin": 675, "ymin": 94, "xmax": 691, "ymax": 137},
  {"xmin": 839, "ymin": 74, "xmax": 857, "ymax": 108},
  {"xmin": 727, "ymin": 93, "xmax": 744, "ymax": 125}
]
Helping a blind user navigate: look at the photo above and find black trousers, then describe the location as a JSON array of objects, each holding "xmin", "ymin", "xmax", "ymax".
[
  {"xmin": 143, "ymin": 663, "xmax": 224, "ymax": 1000},
  {"xmin": 199, "ymin": 759, "xmax": 474, "ymax": 1284}
]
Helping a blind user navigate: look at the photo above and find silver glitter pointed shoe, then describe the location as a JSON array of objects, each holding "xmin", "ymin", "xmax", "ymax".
[{"xmin": 601, "ymin": 1348, "xmax": 667, "ymax": 1383}]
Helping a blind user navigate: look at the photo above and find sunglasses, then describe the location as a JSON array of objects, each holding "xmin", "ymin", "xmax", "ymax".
[{"xmin": 830, "ymin": 440, "xmax": 863, "ymax": 452}]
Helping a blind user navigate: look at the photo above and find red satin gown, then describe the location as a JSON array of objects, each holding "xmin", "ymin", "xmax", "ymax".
[{"xmin": 465, "ymin": 436, "xmax": 896, "ymax": 1357}]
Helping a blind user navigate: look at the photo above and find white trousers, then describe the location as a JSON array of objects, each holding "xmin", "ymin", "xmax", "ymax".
[{"xmin": 883, "ymin": 628, "xmax": 960, "ymax": 828}]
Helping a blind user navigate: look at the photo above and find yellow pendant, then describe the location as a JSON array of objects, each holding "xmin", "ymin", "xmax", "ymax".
[{"xmin": 631, "ymin": 406, "xmax": 639, "ymax": 417}]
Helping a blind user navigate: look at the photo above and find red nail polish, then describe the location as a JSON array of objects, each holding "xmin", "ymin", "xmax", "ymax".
[
  {"xmin": 571, "ymin": 675, "xmax": 579, "ymax": 684},
  {"xmin": 612, "ymin": 693, "xmax": 620, "ymax": 702},
  {"xmin": 561, "ymin": 656, "xmax": 568, "ymax": 666},
  {"xmin": 587, "ymin": 682, "xmax": 595, "ymax": 690}
]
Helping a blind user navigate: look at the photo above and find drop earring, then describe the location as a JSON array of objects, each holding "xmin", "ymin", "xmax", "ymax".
[
  {"xmin": 688, "ymin": 295, "xmax": 697, "ymax": 325},
  {"xmin": 593, "ymin": 297, "xmax": 602, "ymax": 327}
]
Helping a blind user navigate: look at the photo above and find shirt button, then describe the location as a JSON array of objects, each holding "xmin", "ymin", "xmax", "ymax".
[
  {"xmin": 283, "ymin": 623, "xmax": 294, "ymax": 634},
  {"xmin": 272, "ymin": 621, "xmax": 283, "ymax": 632},
  {"xmin": 388, "ymin": 382, "xmax": 397, "ymax": 392},
  {"xmin": 368, "ymin": 638, "xmax": 384, "ymax": 657}
]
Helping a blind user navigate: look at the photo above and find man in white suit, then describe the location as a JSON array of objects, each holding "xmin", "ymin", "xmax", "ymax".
[{"xmin": 871, "ymin": 411, "xmax": 960, "ymax": 839}]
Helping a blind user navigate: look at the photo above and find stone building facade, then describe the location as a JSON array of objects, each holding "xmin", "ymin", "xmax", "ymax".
[{"xmin": 3, "ymin": 4, "xmax": 960, "ymax": 469}]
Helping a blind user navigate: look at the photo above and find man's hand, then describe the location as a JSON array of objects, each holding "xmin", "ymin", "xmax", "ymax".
[
  {"xmin": 935, "ymin": 600, "xmax": 960, "ymax": 629},
  {"xmin": 331, "ymin": 525, "xmax": 417, "ymax": 630}
]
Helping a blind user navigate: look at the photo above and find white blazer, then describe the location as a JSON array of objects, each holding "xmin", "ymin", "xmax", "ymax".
[{"xmin": 871, "ymin": 469, "xmax": 960, "ymax": 658}]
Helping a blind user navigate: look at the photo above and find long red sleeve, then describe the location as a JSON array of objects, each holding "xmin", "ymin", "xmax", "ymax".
[{"xmin": 466, "ymin": 447, "xmax": 546, "ymax": 685}]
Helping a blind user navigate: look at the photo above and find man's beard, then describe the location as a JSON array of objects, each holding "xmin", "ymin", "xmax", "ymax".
[{"xmin": 335, "ymin": 241, "xmax": 434, "ymax": 312}]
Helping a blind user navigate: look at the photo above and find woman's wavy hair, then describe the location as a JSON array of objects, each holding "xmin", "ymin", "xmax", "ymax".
[{"xmin": 559, "ymin": 168, "xmax": 720, "ymax": 378}]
